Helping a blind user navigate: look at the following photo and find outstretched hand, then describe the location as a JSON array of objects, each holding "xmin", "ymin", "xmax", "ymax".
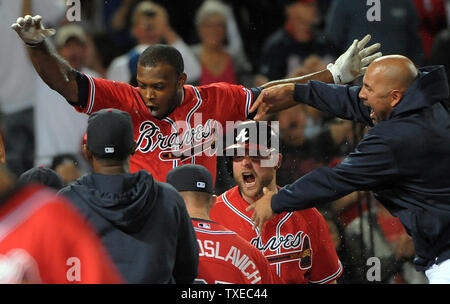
[
  {"xmin": 246, "ymin": 187, "xmax": 276, "ymax": 234},
  {"xmin": 250, "ymin": 83, "xmax": 295, "ymax": 121},
  {"xmin": 327, "ymin": 34, "xmax": 382, "ymax": 84},
  {"xmin": 11, "ymin": 15, "xmax": 55, "ymax": 46}
]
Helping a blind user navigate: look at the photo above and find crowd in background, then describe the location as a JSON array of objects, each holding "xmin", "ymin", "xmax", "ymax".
[{"xmin": 1, "ymin": 0, "xmax": 450, "ymax": 284}]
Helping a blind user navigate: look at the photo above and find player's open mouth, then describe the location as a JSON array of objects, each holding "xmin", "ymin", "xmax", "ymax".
[
  {"xmin": 242, "ymin": 172, "xmax": 256, "ymax": 187},
  {"xmin": 147, "ymin": 105, "xmax": 158, "ymax": 113}
]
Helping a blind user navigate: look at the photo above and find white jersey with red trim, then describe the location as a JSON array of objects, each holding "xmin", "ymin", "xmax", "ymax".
[
  {"xmin": 75, "ymin": 76, "xmax": 254, "ymax": 183},
  {"xmin": 192, "ymin": 218, "xmax": 283, "ymax": 284},
  {"xmin": 210, "ymin": 186, "xmax": 343, "ymax": 284}
]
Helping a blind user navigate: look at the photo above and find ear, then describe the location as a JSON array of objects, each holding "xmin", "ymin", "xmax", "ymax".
[
  {"xmin": 274, "ymin": 153, "xmax": 283, "ymax": 170},
  {"xmin": 390, "ymin": 90, "xmax": 403, "ymax": 108},
  {"xmin": 178, "ymin": 72, "xmax": 187, "ymax": 88},
  {"xmin": 83, "ymin": 144, "xmax": 92, "ymax": 160}
]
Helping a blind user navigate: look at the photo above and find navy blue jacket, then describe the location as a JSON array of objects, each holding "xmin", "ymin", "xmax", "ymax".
[
  {"xmin": 272, "ymin": 66, "xmax": 450, "ymax": 269},
  {"xmin": 60, "ymin": 170, "xmax": 199, "ymax": 283}
]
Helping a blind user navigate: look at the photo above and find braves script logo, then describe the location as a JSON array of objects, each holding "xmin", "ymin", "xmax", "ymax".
[
  {"xmin": 250, "ymin": 231, "xmax": 312, "ymax": 269},
  {"xmin": 136, "ymin": 119, "xmax": 218, "ymax": 161}
]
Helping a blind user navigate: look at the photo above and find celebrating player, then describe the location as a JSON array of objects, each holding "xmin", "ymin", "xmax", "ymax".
[
  {"xmin": 11, "ymin": 15, "xmax": 381, "ymax": 183},
  {"xmin": 210, "ymin": 121, "xmax": 343, "ymax": 284},
  {"xmin": 247, "ymin": 55, "xmax": 450, "ymax": 284},
  {"xmin": 167, "ymin": 164, "xmax": 283, "ymax": 284}
]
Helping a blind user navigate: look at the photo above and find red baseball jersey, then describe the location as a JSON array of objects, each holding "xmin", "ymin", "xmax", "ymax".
[
  {"xmin": 75, "ymin": 75, "xmax": 254, "ymax": 183},
  {"xmin": 0, "ymin": 184, "xmax": 123, "ymax": 284},
  {"xmin": 192, "ymin": 218, "xmax": 283, "ymax": 284},
  {"xmin": 210, "ymin": 186, "xmax": 343, "ymax": 284}
]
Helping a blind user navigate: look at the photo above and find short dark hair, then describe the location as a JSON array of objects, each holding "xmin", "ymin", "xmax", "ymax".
[{"xmin": 138, "ymin": 44, "xmax": 184, "ymax": 77}]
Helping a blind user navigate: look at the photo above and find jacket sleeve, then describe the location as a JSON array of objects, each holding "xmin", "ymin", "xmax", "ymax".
[
  {"xmin": 271, "ymin": 134, "xmax": 398, "ymax": 213},
  {"xmin": 293, "ymin": 81, "xmax": 373, "ymax": 125},
  {"xmin": 172, "ymin": 196, "xmax": 199, "ymax": 283}
]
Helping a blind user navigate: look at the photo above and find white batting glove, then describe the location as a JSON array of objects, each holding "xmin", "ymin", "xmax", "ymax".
[
  {"xmin": 10, "ymin": 15, "xmax": 56, "ymax": 46},
  {"xmin": 327, "ymin": 34, "xmax": 382, "ymax": 84}
]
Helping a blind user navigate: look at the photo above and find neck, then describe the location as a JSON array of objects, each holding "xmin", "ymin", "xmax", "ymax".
[
  {"xmin": 92, "ymin": 159, "xmax": 130, "ymax": 175},
  {"xmin": 241, "ymin": 183, "xmax": 278, "ymax": 205},
  {"xmin": 202, "ymin": 44, "xmax": 223, "ymax": 53},
  {"xmin": 187, "ymin": 208, "xmax": 210, "ymax": 221}
]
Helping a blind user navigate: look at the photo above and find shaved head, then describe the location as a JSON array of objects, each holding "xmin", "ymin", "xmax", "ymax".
[
  {"xmin": 359, "ymin": 55, "xmax": 418, "ymax": 124},
  {"xmin": 367, "ymin": 55, "xmax": 418, "ymax": 92}
]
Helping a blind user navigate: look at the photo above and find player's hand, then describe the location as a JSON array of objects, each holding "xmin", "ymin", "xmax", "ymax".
[
  {"xmin": 246, "ymin": 187, "xmax": 276, "ymax": 234},
  {"xmin": 327, "ymin": 34, "xmax": 382, "ymax": 84},
  {"xmin": 10, "ymin": 15, "xmax": 56, "ymax": 46},
  {"xmin": 250, "ymin": 83, "xmax": 295, "ymax": 121}
]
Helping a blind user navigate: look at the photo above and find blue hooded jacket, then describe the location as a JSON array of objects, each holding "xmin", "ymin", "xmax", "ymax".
[
  {"xmin": 60, "ymin": 170, "xmax": 199, "ymax": 283},
  {"xmin": 272, "ymin": 66, "xmax": 450, "ymax": 269}
]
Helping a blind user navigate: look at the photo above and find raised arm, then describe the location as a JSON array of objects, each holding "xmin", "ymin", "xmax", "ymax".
[
  {"xmin": 11, "ymin": 15, "xmax": 79, "ymax": 102},
  {"xmin": 251, "ymin": 34, "xmax": 381, "ymax": 119}
]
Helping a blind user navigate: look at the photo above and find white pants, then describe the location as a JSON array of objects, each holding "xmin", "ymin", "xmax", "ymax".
[{"xmin": 425, "ymin": 259, "xmax": 450, "ymax": 284}]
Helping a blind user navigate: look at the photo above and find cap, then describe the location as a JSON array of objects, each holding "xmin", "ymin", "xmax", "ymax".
[
  {"xmin": 17, "ymin": 167, "xmax": 64, "ymax": 190},
  {"xmin": 86, "ymin": 109, "xmax": 134, "ymax": 159},
  {"xmin": 55, "ymin": 24, "xmax": 87, "ymax": 48},
  {"xmin": 223, "ymin": 120, "xmax": 280, "ymax": 156},
  {"xmin": 166, "ymin": 164, "xmax": 214, "ymax": 194}
]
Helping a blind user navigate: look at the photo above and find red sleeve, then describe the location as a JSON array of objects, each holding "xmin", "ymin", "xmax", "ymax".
[
  {"xmin": 200, "ymin": 82, "xmax": 254, "ymax": 125},
  {"xmin": 307, "ymin": 209, "xmax": 343, "ymax": 284},
  {"xmin": 35, "ymin": 200, "xmax": 123, "ymax": 284},
  {"xmin": 74, "ymin": 73, "xmax": 140, "ymax": 115}
]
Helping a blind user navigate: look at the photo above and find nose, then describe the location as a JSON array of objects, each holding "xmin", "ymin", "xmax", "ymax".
[
  {"xmin": 241, "ymin": 155, "xmax": 253, "ymax": 168},
  {"xmin": 141, "ymin": 88, "xmax": 156, "ymax": 102},
  {"xmin": 358, "ymin": 88, "xmax": 366, "ymax": 100}
]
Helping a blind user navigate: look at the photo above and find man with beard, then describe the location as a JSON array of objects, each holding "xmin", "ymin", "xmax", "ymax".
[{"xmin": 210, "ymin": 120, "xmax": 342, "ymax": 284}]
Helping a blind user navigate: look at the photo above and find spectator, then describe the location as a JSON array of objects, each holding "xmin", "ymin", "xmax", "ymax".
[
  {"xmin": 325, "ymin": 0, "xmax": 424, "ymax": 66},
  {"xmin": 106, "ymin": 1, "xmax": 201, "ymax": 85},
  {"xmin": 256, "ymin": 0, "xmax": 337, "ymax": 85},
  {"xmin": 0, "ymin": 0, "xmax": 66, "ymax": 176},
  {"xmin": 51, "ymin": 153, "xmax": 84, "ymax": 186},
  {"xmin": 167, "ymin": 164, "xmax": 283, "ymax": 284},
  {"xmin": 17, "ymin": 166, "xmax": 64, "ymax": 190},
  {"xmin": 428, "ymin": 28, "xmax": 450, "ymax": 88},
  {"xmin": 0, "ymin": 163, "xmax": 122, "ymax": 284},
  {"xmin": 210, "ymin": 120, "xmax": 343, "ymax": 284},
  {"xmin": 413, "ymin": 0, "xmax": 447, "ymax": 60},
  {"xmin": 191, "ymin": 0, "xmax": 253, "ymax": 87},
  {"xmin": 276, "ymin": 104, "xmax": 354, "ymax": 187},
  {"xmin": 34, "ymin": 24, "xmax": 99, "ymax": 167},
  {"xmin": 59, "ymin": 108, "xmax": 199, "ymax": 283}
]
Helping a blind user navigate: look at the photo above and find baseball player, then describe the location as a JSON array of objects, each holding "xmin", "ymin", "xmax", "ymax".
[
  {"xmin": 210, "ymin": 121, "xmax": 342, "ymax": 284},
  {"xmin": 11, "ymin": 15, "xmax": 381, "ymax": 183},
  {"xmin": 0, "ymin": 164, "xmax": 122, "ymax": 284},
  {"xmin": 166, "ymin": 164, "xmax": 283, "ymax": 284}
]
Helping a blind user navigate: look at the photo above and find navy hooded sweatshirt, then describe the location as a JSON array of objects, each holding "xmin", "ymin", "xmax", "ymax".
[
  {"xmin": 59, "ymin": 170, "xmax": 199, "ymax": 283},
  {"xmin": 272, "ymin": 66, "xmax": 450, "ymax": 270}
]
